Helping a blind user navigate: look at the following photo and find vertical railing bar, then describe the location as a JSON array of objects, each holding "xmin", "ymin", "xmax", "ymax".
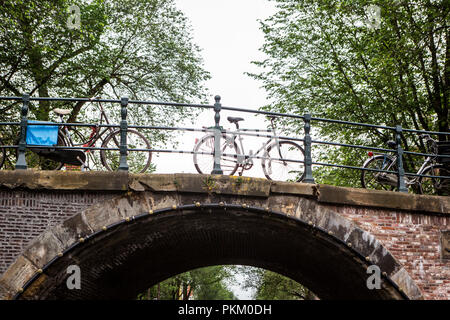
[
  {"xmin": 303, "ymin": 113, "xmax": 315, "ymax": 183},
  {"xmin": 15, "ymin": 94, "xmax": 29, "ymax": 170},
  {"xmin": 211, "ymin": 95, "xmax": 223, "ymax": 175},
  {"xmin": 118, "ymin": 96, "xmax": 129, "ymax": 171},
  {"xmin": 395, "ymin": 125, "xmax": 408, "ymax": 193}
]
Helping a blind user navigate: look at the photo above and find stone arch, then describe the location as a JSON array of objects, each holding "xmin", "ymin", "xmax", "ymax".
[{"xmin": 0, "ymin": 189, "xmax": 423, "ymax": 300}]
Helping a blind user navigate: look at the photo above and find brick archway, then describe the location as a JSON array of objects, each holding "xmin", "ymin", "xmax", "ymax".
[{"xmin": 0, "ymin": 184, "xmax": 423, "ymax": 300}]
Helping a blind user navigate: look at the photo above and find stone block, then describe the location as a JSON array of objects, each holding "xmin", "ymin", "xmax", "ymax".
[
  {"xmin": 391, "ymin": 267, "xmax": 424, "ymax": 300},
  {"xmin": 0, "ymin": 256, "xmax": 37, "ymax": 294},
  {"xmin": 22, "ymin": 231, "xmax": 65, "ymax": 269}
]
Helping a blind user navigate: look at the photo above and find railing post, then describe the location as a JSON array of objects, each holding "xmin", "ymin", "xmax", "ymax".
[
  {"xmin": 118, "ymin": 96, "xmax": 129, "ymax": 171},
  {"xmin": 395, "ymin": 125, "xmax": 408, "ymax": 193},
  {"xmin": 211, "ymin": 95, "xmax": 223, "ymax": 175},
  {"xmin": 303, "ymin": 113, "xmax": 315, "ymax": 184},
  {"xmin": 15, "ymin": 94, "xmax": 29, "ymax": 170}
]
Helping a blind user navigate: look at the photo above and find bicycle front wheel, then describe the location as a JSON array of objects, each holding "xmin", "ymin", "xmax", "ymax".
[
  {"xmin": 193, "ymin": 134, "xmax": 240, "ymax": 175},
  {"xmin": 100, "ymin": 129, "xmax": 152, "ymax": 173},
  {"xmin": 262, "ymin": 141, "xmax": 305, "ymax": 182},
  {"xmin": 361, "ymin": 155, "xmax": 397, "ymax": 191}
]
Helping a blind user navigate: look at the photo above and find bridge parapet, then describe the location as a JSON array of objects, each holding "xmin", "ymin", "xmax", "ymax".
[
  {"xmin": 0, "ymin": 171, "xmax": 448, "ymax": 214},
  {"xmin": 1, "ymin": 95, "xmax": 450, "ymax": 196}
]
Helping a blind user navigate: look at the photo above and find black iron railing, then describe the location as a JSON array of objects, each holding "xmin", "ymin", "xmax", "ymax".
[{"xmin": 0, "ymin": 94, "xmax": 449, "ymax": 194}]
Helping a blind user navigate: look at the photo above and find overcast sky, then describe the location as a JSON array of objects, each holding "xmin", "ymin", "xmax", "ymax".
[
  {"xmin": 154, "ymin": 0, "xmax": 278, "ymax": 299},
  {"xmin": 175, "ymin": 0, "xmax": 276, "ymax": 107},
  {"xmin": 153, "ymin": 0, "xmax": 277, "ymax": 181}
]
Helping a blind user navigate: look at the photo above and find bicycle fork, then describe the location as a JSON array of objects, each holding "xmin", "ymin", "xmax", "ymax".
[{"xmin": 266, "ymin": 136, "xmax": 286, "ymax": 176}]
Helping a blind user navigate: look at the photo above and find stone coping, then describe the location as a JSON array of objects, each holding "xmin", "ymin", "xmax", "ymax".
[{"xmin": 0, "ymin": 170, "xmax": 448, "ymax": 215}]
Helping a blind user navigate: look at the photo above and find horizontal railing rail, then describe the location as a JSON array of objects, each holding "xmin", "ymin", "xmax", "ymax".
[{"xmin": 0, "ymin": 94, "xmax": 449, "ymax": 195}]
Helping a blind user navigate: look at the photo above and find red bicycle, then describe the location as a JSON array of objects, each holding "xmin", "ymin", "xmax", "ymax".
[{"xmin": 11, "ymin": 99, "xmax": 152, "ymax": 173}]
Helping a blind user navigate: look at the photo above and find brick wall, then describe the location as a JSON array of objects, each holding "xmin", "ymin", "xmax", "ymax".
[
  {"xmin": 0, "ymin": 189, "xmax": 448, "ymax": 299},
  {"xmin": 0, "ymin": 190, "xmax": 117, "ymax": 274},
  {"xmin": 334, "ymin": 205, "xmax": 449, "ymax": 300}
]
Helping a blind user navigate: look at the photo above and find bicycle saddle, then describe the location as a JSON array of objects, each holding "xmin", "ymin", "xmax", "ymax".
[
  {"xmin": 227, "ymin": 117, "xmax": 244, "ymax": 123},
  {"xmin": 53, "ymin": 108, "xmax": 71, "ymax": 116},
  {"xmin": 386, "ymin": 140, "xmax": 397, "ymax": 149}
]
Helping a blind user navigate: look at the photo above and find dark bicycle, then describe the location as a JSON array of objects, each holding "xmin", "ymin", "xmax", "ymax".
[{"xmin": 361, "ymin": 134, "xmax": 449, "ymax": 195}]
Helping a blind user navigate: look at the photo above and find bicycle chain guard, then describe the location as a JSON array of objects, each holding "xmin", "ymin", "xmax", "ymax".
[{"xmin": 376, "ymin": 173, "xmax": 398, "ymax": 186}]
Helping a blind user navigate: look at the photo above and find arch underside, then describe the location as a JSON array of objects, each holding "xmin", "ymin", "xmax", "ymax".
[{"xmin": 15, "ymin": 207, "xmax": 410, "ymax": 300}]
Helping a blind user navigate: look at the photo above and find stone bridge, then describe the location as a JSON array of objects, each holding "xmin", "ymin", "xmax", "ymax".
[{"xmin": 0, "ymin": 171, "xmax": 448, "ymax": 300}]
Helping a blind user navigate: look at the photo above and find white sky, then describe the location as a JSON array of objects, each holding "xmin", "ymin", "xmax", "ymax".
[
  {"xmin": 153, "ymin": 0, "xmax": 277, "ymax": 300},
  {"xmin": 175, "ymin": 0, "xmax": 275, "ymax": 107},
  {"xmin": 153, "ymin": 0, "xmax": 277, "ymax": 180}
]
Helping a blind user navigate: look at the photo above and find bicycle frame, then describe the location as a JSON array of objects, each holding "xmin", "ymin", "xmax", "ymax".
[
  {"xmin": 414, "ymin": 155, "xmax": 437, "ymax": 181},
  {"xmin": 228, "ymin": 118, "xmax": 284, "ymax": 166},
  {"xmin": 372, "ymin": 151, "xmax": 438, "ymax": 186},
  {"xmin": 57, "ymin": 100, "xmax": 117, "ymax": 168}
]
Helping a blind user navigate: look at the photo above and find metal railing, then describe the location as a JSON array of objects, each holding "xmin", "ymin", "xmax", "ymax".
[{"xmin": 0, "ymin": 94, "xmax": 449, "ymax": 194}]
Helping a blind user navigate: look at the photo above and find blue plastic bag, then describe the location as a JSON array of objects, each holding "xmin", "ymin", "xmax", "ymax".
[{"xmin": 26, "ymin": 120, "xmax": 59, "ymax": 146}]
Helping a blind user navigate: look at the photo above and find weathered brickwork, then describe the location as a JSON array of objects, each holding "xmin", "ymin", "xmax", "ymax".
[
  {"xmin": 0, "ymin": 172, "xmax": 448, "ymax": 300},
  {"xmin": 0, "ymin": 190, "xmax": 118, "ymax": 274},
  {"xmin": 334, "ymin": 205, "xmax": 449, "ymax": 300}
]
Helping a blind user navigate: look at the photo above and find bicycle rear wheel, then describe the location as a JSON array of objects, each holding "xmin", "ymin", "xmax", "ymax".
[
  {"xmin": 193, "ymin": 134, "xmax": 240, "ymax": 175},
  {"xmin": 262, "ymin": 141, "xmax": 305, "ymax": 182},
  {"xmin": 15, "ymin": 133, "xmax": 66, "ymax": 170},
  {"xmin": 100, "ymin": 129, "xmax": 151, "ymax": 173},
  {"xmin": 418, "ymin": 165, "xmax": 448, "ymax": 195}
]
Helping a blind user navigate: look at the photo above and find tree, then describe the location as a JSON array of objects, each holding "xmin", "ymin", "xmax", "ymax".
[
  {"xmin": 249, "ymin": 0, "xmax": 449, "ymax": 188},
  {"xmin": 0, "ymin": 0, "xmax": 210, "ymax": 168},
  {"xmin": 190, "ymin": 266, "xmax": 237, "ymax": 300},
  {"xmin": 238, "ymin": 266, "xmax": 316, "ymax": 300},
  {"xmin": 137, "ymin": 266, "xmax": 237, "ymax": 300}
]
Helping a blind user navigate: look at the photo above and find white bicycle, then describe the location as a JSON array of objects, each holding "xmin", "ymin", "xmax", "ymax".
[{"xmin": 193, "ymin": 116, "xmax": 305, "ymax": 182}]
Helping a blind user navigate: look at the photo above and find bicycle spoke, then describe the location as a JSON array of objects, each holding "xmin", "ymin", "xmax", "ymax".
[
  {"xmin": 419, "ymin": 166, "xmax": 444, "ymax": 195},
  {"xmin": 193, "ymin": 135, "xmax": 239, "ymax": 175},
  {"xmin": 264, "ymin": 141, "xmax": 305, "ymax": 182},
  {"xmin": 362, "ymin": 156, "xmax": 398, "ymax": 191},
  {"xmin": 101, "ymin": 130, "xmax": 151, "ymax": 173}
]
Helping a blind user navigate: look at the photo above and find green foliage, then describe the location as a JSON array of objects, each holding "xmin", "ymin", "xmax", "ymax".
[
  {"xmin": 237, "ymin": 266, "xmax": 316, "ymax": 300},
  {"xmin": 137, "ymin": 266, "xmax": 237, "ymax": 300},
  {"xmin": 249, "ymin": 0, "xmax": 449, "ymax": 188},
  {"xmin": 255, "ymin": 270, "xmax": 315, "ymax": 300},
  {"xmin": 0, "ymin": 0, "xmax": 210, "ymax": 169}
]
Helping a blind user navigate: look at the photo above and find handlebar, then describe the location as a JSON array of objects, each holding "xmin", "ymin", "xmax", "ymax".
[{"xmin": 419, "ymin": 134, "xmax": 438, "ymax": 154}]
